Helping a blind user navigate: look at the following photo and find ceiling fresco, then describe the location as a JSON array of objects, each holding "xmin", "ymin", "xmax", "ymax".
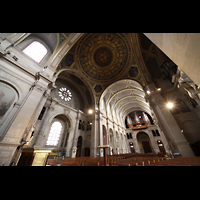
[
  {"xmin": 56, "ymin": 33, "xmax": 148, "ymax": 104},
  {"xmin": 77, "ymin": 33, "xmax": 131, "ymax": 82}
]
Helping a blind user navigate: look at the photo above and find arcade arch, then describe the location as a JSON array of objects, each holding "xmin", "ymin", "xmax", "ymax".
[
  {"xmin": 99, "ymin": 79, "xmax": 152, "ymax": 129},
  {"xmin": 136, "ymin": 132, "xmax": 153, "ymax": 154}
]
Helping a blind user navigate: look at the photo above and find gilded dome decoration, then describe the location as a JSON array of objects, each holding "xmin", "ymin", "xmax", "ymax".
[{"xmin": 76, "ymin": 33, "xmax": 132, "ymax": 83}]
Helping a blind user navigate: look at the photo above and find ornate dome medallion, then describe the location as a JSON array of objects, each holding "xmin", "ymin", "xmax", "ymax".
[
  {"xmin": 76, "ymin": 33, "xmax": 132, "ymax": 83},
  {"xmin": 94, "ymin": 48, "xmax": 112, "ymax": 66}
]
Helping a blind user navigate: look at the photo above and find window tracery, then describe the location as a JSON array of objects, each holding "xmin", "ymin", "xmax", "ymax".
[
  {"xmin": 58, "ymin": 87, "xmax": 72, "ymax": 101},
  {"xmin": 46, "ymin": 121, "xmax": 62, "ymax": 146}
]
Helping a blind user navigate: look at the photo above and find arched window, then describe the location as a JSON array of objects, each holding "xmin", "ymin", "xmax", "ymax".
[
  {"xmin": 46, "ymin": 121, "xmax": 62, "ymax": 146},
  {"xmin": 156, "ymin": 129, "xmax": 160, "ymax": 136},
  {"xmin": 22, "ymin": 41, "xmax": 47, "ymax": 63},
  {"xmin": 127, "ymin": 133, "xmax": 129, "ymax": 139},
  {"xmin": 152, "ymin": 130, "xmax": 156, "ymax": 136}
]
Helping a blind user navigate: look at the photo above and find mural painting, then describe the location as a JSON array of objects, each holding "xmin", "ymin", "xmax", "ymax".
[{"xmin": 0, "ymin": 83, "xmax": 16, "ymax": 117}]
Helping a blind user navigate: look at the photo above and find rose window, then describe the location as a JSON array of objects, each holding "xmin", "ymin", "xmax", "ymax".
[{"xmin": 58, "ymin": 87, "xmax": 72, "ymax": 101}]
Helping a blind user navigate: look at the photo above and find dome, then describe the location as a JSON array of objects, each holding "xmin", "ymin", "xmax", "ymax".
[{"xmin": 76, "ymin": 33, "xmax": 132, "ymax": 83}]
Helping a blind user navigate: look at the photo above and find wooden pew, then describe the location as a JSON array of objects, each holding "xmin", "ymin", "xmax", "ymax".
[
  {"xmin": 145, "ymin": 157, "xmax": 200, "ymax": 166},
  {"xmin": 110, "ymin": 157, "xmax": 166, "ymax": 166},
  {"xmin": 60, "ymin": 157, "xmax": 93, "ymax": 166},
  {"xmin": 46, "ymin": 158, "xmax": 59, "ymax": 166}
]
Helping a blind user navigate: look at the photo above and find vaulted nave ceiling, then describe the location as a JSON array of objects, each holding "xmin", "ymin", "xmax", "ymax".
[
  {"xmin": 55, "ymin": 33, "xmax": 152, "ymax": 106},
  {"xmin": 32, "ymin": 32, "xmax": 179, "ymax": 127},
  {"xmin": 100, "ymin": 79, "xmax": 151, "ymax": 122},
  {"xmin": 47, "ymin": 32, "xmax": 175, "ymax": 123},
  {"xmin": 52, "ymin": 33, "xmax": 160, "ymax": 124}
]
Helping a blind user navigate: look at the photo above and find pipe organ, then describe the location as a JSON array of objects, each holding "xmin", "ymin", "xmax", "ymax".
[{"xmin": 127, "ymin": 112, "xmax": 151, "ymax": 130}]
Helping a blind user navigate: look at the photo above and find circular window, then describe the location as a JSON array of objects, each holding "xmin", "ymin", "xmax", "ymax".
[{"xmin": 58, "ymin": 87, "xmax": 72, "ymax": 101}]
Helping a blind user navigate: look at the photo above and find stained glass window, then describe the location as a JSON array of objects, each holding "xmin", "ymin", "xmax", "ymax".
[
  {"xmin": 46, "ymin": 121, "xmax": 62, "ymax": 146},
  {"xmin": 58, "ymin": 87, "xmax": 72, "ymax": 101}
]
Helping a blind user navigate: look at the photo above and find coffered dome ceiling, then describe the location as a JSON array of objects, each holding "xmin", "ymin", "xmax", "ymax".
[
  {"xmin": 76, "ymin": 33, "xmax": 132, "ymax": 82},
  {"xmin": 56, "ymin": 33, "xmax": 148, "ymax": 102}
]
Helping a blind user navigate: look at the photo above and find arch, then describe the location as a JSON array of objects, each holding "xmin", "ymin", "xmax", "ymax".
[
  {"xmin": 44, "ymin": 114, "xmax": 71, "ymax": 149},
  {"xmin": 155, "ymin": 129, "xmax": 160, "ymax": 136},
  {"xmin": 0, "ymin": 81, "xmax": 19, "ymax": 119},
  {"xmin": 99, "ymin": 79, "xmax": 151, "ymax": 129},
  {"xmin": 51, "ymin": 33, "xmax": 84, "ymax": 70},
  {"xmin": 126, "ymin": 133, "xmax": 129, "ymax": 139},
  {"xmin": 16, "ymin": 34, "xmax": 55, "ymax": 65},
  {"xmin": 46, "ymin": 121, "xmax": 62, "ymax": 146},
  {"xmin": 22, "ymin": 41, "xmax": 47, "ymax": 63},
  {"xmin": 0, "ymin": 79, "xmax": 20, "ymax": 100},
  {"xmin": 54, "ymin": 69, "xmax": 96, "ymax": 107},
  {"xmin": 0, "ymin": 79, "xmax": 22, "ymax": 140},
  {"xmin": 47, "ymin": 111, "xmax": 73, "ymax": 130},
  {"xmin": 152, "ymin": 130, "xmax": 156, "ymax": 136},
  {"xmin": 137, "ymin": 131, "xmax": 153, "ymax": 154}
]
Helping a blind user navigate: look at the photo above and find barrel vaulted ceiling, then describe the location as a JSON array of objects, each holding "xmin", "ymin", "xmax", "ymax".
[
  {"xmin": 22, "ymin": 33, "xmax": 160, "ymax": 120},
  {"xmin": 100, "ymin": 79, "xmax": 151, "ymax": 121},
  {"xmin": 55, "ymin": 33, "xmax": 153, "ymax": 105},
  {"xmin": 4, "ymin": 32, "xmax": 174, "ymax": 124}
]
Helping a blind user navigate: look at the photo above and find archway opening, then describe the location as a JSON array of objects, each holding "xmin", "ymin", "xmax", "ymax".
[
  {"xmin": 76, "ymin": 136, "xmax": 82, "ymax": 157},
  {"xmin": 53, "ymin": 69, "xmax": 95, "ymax": 114},
  {"xmin": 99, "ymin": 79, "xmax": 151, "ymax": 131},
  {"xmin": 137, "ymin": 132, "xmax": 153, "ymax": 153}
]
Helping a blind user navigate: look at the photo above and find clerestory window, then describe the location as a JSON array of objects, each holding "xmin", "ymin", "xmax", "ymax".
[{"xmin": 22, "ymin": 41, "xmax": 47, "ymax": 63}]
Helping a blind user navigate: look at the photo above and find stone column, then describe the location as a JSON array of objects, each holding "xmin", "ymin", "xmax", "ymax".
[
  {"xmin": 133, "ymin": 131, "xmax": 140, "ymax": 153},
  {"xmin": 98, "ymin": 112, "xmax": 103, "ymax": 157},
  {"xmin": 147, "ymin": 89, "xmax": 195, "ymax": 157},
  {"xmin": 0, "ymin": 79, "xmax": 50, "ymax": 165},
  {"xmin": 71, "ymin": 110, "xmax": 81, "ymax": 158},
  {"xmin": 90, "ymin": 109, "xmax": 103, "ymax": 157},
  {"xmin": 112, "ymin": 124, "xmax": 118, "ymax": 154}
]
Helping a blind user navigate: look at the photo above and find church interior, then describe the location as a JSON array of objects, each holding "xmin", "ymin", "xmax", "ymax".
[{"xmin": 1, "ymin": 33, "xmax": 200, "ymax": 166}]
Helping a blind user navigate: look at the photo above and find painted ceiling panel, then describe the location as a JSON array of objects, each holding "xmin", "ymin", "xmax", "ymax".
[{"xmin": 112, "ymin": 82, "xmax": 127, "ymax": 92}]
